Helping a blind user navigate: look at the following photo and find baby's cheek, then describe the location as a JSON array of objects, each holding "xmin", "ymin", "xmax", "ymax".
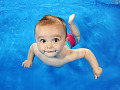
[
  {"xmin": 37, "ymin": 43, "xmax": 43, "ymax": 50},
  {"xmin": 39, "ymin": 45, "xmax": 44, "ymax": 50},
  {"xmin": 56, "ymin": 43, "xmax": 64, "ymax": 50}
]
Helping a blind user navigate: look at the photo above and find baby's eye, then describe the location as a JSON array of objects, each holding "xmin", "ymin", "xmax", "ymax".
[
  {"xmin": 54, "ymin": 38, "xmax": 59, "ymax": 42},
  {"xmin": 40, "ymin": 39, "xmax": 46, "ymax": 43}
]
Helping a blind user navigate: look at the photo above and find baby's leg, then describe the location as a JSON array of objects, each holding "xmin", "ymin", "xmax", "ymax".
[{"xmin": 68, "ymin": 14, "xmax": 80, "ymax": 43}]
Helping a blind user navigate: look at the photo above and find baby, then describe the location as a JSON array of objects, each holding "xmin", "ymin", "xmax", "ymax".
[{"xmin": 22, "ymin": 14, "xmax": 102, "ymax": 79}]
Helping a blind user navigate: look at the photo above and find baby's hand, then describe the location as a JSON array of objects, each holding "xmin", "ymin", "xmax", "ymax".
[
  {"xmin": 93, "ymin": 67, "xmax": 103, "ymax": 79},
  {"xmin": 22, "ymin": 60, "xmax": 33, "ymax": 68}
]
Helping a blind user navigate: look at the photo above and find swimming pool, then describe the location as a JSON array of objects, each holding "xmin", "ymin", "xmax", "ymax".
[{"xmin": 0, "ymin": 0, "xmax": 120, "ymax": 90}]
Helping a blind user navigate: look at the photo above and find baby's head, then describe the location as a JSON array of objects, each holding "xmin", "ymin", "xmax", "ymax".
[
  {"xmin": 35, "ymin": 15, "xmax": 68, "ymax": 58},
  {"xmin": 35, "ymin": 15, "xmax": 67, "ymax": 39}
]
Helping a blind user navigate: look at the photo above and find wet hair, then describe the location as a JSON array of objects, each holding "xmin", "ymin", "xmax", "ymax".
[{"xmin": 35, "ymin": 15, "xmax": 67, "ymax": 38}]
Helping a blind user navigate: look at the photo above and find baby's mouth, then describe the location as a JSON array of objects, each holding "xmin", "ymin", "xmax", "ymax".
[{"xmin": 44, "ymin": 50, "xmax": 56, "ymax": 53}]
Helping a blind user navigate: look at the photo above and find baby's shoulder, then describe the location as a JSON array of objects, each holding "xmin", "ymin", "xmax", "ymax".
[
  {"xmin": 31, "ymin": 43, "xmax": 43, "ymax": 57},
  {"xmin": 31, "ymin": 43, "xmax": 39, "ymax": 52},
  {"xmin": 31, "ymin": 43, "xmax": 37, "ymax": 49},
  {"xmin": 32, "ymin": 43, "xmax": 37, "ymax": 47},
  {"xmin": 65, "ymin": 49, "xmax": 79, "ymax": 61}
]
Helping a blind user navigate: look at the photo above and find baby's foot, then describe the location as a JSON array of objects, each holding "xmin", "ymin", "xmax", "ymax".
[{"xmin": 68, "ymin": 14, "xmax": 75, "ymax": 25}]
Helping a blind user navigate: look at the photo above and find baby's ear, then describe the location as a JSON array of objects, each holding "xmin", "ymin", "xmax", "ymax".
[
  {"xmin": 35, "ymin": 35, "xmax": 37, "ymax": 40},
  {"xmin": 66, "ymin": 37, "xmax": 69, "ymax": 40},
  {"xmin": 65, "ymin": 37, "xmax": 68, "ymax": 44}
]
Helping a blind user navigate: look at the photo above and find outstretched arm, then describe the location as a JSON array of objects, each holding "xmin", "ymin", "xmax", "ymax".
[
  {"xmin": 27, "ymin": 44, "xmax": 35, "ymax": 61},
  {"xmin": 73, "ymin": 48, "xmax": 103, "ymax": 79},
  {"xmin": 22, "ymin": 44, "xmax": 35, "ymax": 68}
]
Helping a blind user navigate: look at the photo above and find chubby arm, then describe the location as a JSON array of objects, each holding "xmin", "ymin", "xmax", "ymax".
[
  {"xmin": 27, "ymin": 44, "xmax": 35, "ymax": 61},
  {"xmin": 72, "ymin": 48, "xmax": 103, "ymax": 79},
  {"xmin": 22, "ymin": 44, "xmax": 35, "ymax": 68}
]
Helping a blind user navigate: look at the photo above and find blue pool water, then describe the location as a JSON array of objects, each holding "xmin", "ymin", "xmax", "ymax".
[{"xmin": 0, "ymin": 0, "xmax": 120, "ymax": 90}]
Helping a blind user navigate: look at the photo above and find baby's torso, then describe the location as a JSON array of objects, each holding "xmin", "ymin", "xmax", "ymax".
[{"xmin": 32, "ymin": 43, "xmax": 76, "ymax": 67}]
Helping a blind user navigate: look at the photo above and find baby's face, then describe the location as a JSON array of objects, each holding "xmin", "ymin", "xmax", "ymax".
[{"xmin": 35, "ymin": 25, "xmax": 67, "ymax": 58}]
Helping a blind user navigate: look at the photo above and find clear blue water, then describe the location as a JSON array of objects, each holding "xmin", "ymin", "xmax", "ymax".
[{"xmin": 0, "ymin": 0, "xmax": 120, "ymax": 90}]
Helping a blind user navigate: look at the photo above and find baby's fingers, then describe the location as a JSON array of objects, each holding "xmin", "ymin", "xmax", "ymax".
[
  {"xmin": 24, "ymin": 64, "xmax": 27, "ymax": 68},
  {"xmin": 94, "ymin": 73, "xmax": 101, "ymax": 79},
  {"xmin": 22, "ymin": 62, "xmax": 27, "ymax": 68},
  {"xmin": 22, "ymin": 62, "xmax": 25, "ymax": 67},
  {"xmin": 24, "ymin": 64, "xmax": 30, "ymax": 68},
  {"xmin": 94, "ymin": 74, "xmax": 97, "ymax": 79}
]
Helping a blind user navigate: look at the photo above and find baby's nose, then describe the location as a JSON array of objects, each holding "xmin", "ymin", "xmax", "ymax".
[{"xmin": 46, "ymin": 42, "xmax": 53, "ymax": 49}]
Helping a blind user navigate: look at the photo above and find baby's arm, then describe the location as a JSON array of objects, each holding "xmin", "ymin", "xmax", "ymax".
[
  {"xmin": 22, "ymin": 44, "xmax": 35, "ymax": 68},
  {"xmin": 72, "ymin": 48, "xmax": 103, "ymax": 79}
]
